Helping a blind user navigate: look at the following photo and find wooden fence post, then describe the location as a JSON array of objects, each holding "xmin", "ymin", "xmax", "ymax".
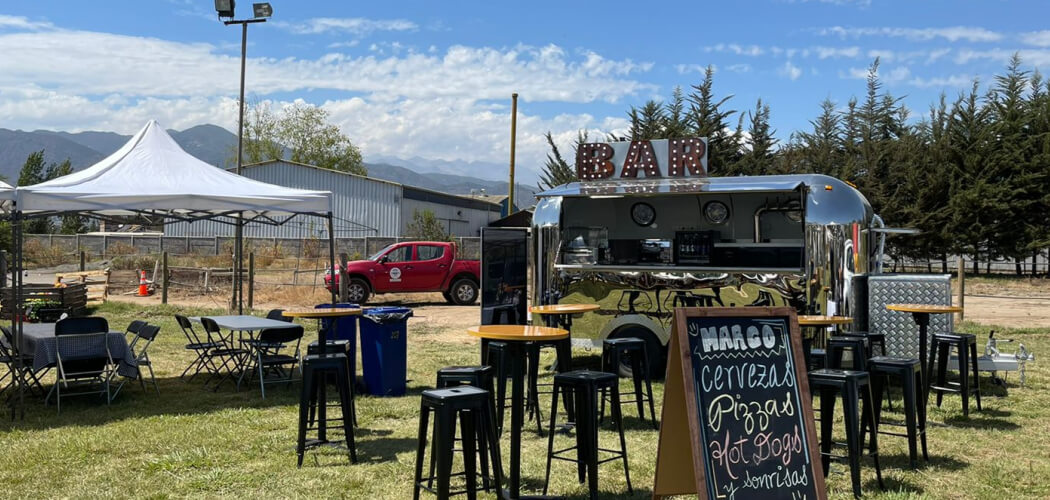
[
  {"xmin": 339, "ymin": 252, "xmax": 349, "ymax": 303},
  {"xmin": 248, "ymin": 252, "xmax": 255, "ymax": 310},
  {"xmin": 79, "ymin": 251, "xmax": 85, "ymax": 272},
  {"xmin": 162, "ymin": 252, "xmax": 169, "ymax": 305},
  {"xmin": 957, "ymin": 254, "xmax": 965, "ymax": 323}
]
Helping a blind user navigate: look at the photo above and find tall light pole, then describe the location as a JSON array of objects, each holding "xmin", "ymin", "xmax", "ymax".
[{"xmin": 216, "ymin": 1, "xmax": 271, "ymax": 314}]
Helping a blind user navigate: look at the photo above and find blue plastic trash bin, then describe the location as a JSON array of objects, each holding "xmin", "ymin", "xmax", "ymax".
[
  {"xmin": 359, "ymin": 306, "xmax": 413, "ymax": 396},
  {"xmin": 314, "ymin": 303, "xmax": 359, "ymax": 376}
]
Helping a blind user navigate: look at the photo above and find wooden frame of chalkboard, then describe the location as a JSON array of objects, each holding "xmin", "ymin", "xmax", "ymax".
[{"xmin": 653, "ymin": 306, "xmax": 827, "ymax": 500}]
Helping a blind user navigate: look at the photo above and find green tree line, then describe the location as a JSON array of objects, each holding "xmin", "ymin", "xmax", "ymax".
[{"xmin": 542, "ymin": 56, "xmax": 1050, "ymax": 275}]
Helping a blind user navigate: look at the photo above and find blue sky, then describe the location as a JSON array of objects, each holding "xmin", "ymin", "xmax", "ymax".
[{"xmin": 1, "ymin": 1, "xmax": 1048, "ymax": 183}]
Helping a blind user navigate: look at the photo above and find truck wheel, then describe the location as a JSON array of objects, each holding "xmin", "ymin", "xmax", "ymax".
[
  {"xmin": 449, "ymin": 278, "xmax": 478, "ymax": 305},
  {"xmin": 442, "ymin": 290, "xmax": 454, "ymax": 304},
  {"xmin": 608, "ymin": 326, "xmax": 666, "ymax": 380},
  {"xmin": 346, "ymin": 278, "xmax": 370, "ymax": 304}
]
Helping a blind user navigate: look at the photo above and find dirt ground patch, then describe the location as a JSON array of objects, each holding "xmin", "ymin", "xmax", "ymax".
[{"xmin": 61, "ymin": 269, "xmax": 1050, "ymax": 331}]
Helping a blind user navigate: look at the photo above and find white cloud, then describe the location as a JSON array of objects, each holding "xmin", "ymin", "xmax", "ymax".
[
  {"xmin": 907, "ymin": 74, "xmax": 974, "ymax": 88},
  {"xmin": 0, "ymin": 27, "xmax": 655, "ymax": 182},
  {"xmin": 727, "ymin": 63, "xmax": 752, "ymax": 73},
  {"xmin": 274, "ymin": 17, "xmax": 417, "ymax": 36},
  {"xmin": 818, "ymin": 26, "xmax": 1003, "ymax": 43},
  {"xmin": 955, "ymin": 48, "xmax": 1050, "ymax": 67},
  {"xmin": 1020, "ymin": 30, "xmax": 1050, "ymax": 47},
  {"xmin": 0, "ymin": 14, "xmax": 53, "ymax": 31},
  {"xmin": 779, "ymin": 61, "xmax": 802, "ymax": 80},
  {"xmin": 704, "ymin": 43, "xmax": 764, "ymax": 56},
  {"xmin": 840, "ymin": 65, "xmax": 910, "ymax": 83},
  {"xmin": 814, "ymin": 46, "xmax": 860, "ymax": 59}
]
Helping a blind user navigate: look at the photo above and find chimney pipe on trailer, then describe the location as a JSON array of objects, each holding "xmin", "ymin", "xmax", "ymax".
[{"xmin": 509, "ymin": 93, "xmax": 518, "ymax": 216}]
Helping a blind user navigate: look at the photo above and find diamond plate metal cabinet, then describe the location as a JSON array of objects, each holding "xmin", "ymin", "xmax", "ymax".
[{"xmin": 868, "ymin": 274, "xmax": 953, "ymax": 358}]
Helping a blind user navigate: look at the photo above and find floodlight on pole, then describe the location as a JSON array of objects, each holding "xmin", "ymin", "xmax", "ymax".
[
  {"xmin": 214, "ymin": 0, "xmax": 235, "ymax": 19},
  {"xmin": 253, "ymin": 3, "xmax": 273, "ymax": 18},
  {"xmin": 216, "ymin": 0, "xmax": 270, "ymax": 314}
]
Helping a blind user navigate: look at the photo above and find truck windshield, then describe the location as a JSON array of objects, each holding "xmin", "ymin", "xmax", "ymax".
[{"xmin": 368, "ymin": 244, "xmax": 397, "ymax": 261}]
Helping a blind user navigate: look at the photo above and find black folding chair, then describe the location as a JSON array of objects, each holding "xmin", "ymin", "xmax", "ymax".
[
  {"xmin": 239, "ymin": 325, "xmax": 304, "ymax": 398},
  {"xmin": 200, "ymin": 317, "xmax": 249, "ymax": 391},
  {"xmin": 47, "ymin": 317, "xmax": 114, "ymax": 413},
  {"xmin": 175, "ymin": 315, "xmax": 222, "ymax": 382},
  {"xmin": 266, "ymin": 309, "xmax": 293, "ymax": 322},
  {"xmin": 1, "ymin": 326, "xmax": 48, "ymax": 397},
  {"xmin": 113, "ymin": 324, "xmax": 161, "ymax": 398},
  {"xmin": 124, "ymin": 320, "xmax": 147, "ymax": 342}
]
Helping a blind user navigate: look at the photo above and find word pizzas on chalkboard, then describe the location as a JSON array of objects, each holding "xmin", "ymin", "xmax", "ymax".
[{"xmin": 653, "ymin": 307, "xmax": 826, "ymax": 500}]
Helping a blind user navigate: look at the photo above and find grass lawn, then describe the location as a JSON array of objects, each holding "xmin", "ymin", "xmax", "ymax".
[{"xmin": 1, "ymin": 302, "xmax": 1048, "ymax": 499}]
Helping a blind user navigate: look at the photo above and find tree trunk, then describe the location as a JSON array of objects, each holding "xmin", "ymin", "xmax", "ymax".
[
  {"xmin": 1015, "ymin": 257, "xmax": 1022, "ymax": 276},
  {"xmin": 972, "ymin": 253, "xmax": 978, "ymax": 275},
  {"xmin": 941, "ymin": 253, "xmax": 949, "ymax": 274},
  {"xmin": 1033, "ymin": 251, "xmax": 1039, "ymax": 278}
]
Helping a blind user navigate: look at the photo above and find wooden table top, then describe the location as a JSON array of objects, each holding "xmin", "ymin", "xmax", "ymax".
[
  {"xmin": 282, "ymin": 307, "xmax": 363, "ymax": 318},
  {"xmin": 886, "ymin": 304, "xmax": 963, "ymax": 314},
  {"xmin": 529, "ymin": 304, "xmax": 600, "ymax": 315},
  {"xmin": 797, "ymin": 315, "xmax": 854, "ymax": 326},
  {"xmin": 467, "ymin": 325, "xmax": 569, "ymax": 341}
]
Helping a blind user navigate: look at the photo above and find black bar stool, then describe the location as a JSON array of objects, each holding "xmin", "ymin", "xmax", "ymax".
[
  {"xmin": 482, "ymin": 341, "xmax": 509, "ymax": 433},
  {"xmin": 826, "ymin": 336, "xmax": 869, "ymax": 371},
  {"xmin": 433, "ymin": 366, "xmax": 498, "ymax": 492},
  {"xmin": 928, "ymin": 332, "xmax": 982, "ymax": 417},
  {"xmin": 809, "ymin": 368, "xmax": 884, "ymax": 498},
  {"xmin": 599, "ymin": 337, "xmax": 656, "ymax": 428},
  {"xmin": 413, "ymin": 386, "xmax": 502, "ymax": 500},
  {"xmin": 296, "ymin": 353, "xmax": 356, "ymax": 467},
  {"xmin": 307, "ymin": 339, "xmax": 357, "ymax": 426},
  {"xmin": 864, "ymin": 356, "xmax": 928, "ymax": 468},
  {"xmin": 525, "ymin": 338, "xmax": 574, "ymax": 432},
  {"xmin": 837, "ymin": 331, "xmax": 887, "ymax": 357},
  {"xmin": 543, "ymin": 370, "xmax": 632, "ymax": 500}
]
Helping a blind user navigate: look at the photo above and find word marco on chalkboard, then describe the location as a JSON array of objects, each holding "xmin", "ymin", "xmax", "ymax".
[{"xmin": 653, "ymin": 307, "xmax": 826, "ymax": 500}]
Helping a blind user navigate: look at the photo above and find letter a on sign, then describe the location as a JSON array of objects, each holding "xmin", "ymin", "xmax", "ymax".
[
  {"xmin": 620, "ymin": 140, "xmax": 661, "ymax": 178},
  {"xmin": 575, "ymin": 143, "xmax": 615, "ymax": 180}
]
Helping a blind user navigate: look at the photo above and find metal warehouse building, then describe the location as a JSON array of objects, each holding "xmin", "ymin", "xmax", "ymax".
[{"xmin": 164, "ymin": 160, "xmax": 503, "ymax": 239}]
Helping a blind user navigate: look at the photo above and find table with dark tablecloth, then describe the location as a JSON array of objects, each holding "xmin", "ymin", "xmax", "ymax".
[{"xmin": 17, "ymin": 323, "xmax": 138, "ymax": 378}]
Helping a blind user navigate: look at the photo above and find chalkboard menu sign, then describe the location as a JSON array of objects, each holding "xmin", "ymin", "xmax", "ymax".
[{"xmin": 653, "ymin": 307, "xmax": 826, "ymax": 500}]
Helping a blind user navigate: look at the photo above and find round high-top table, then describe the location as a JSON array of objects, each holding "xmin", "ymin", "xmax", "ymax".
[
  {"xmin": 797, "ymin": 315, "xmax": 853, "ymax": 369},
  {"xmin": 282, "ymin": 307, "xmax": 362, "ymax": 351},
  {"xmin": 886, "ymin": 304, "xmax": 962, "ymax": 400},
  {"xmin": 529, "ymin": 303, "xmax": 599, "ymax": 330},
  {"xmin": 283, "ymin": 307, "xmax": 362, "ymax": 448},
  {"xmin": 468, "ymin": 325, "xmax": 568, "ymax": 499}
]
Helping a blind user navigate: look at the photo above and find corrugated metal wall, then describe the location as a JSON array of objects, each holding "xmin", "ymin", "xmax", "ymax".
[
  {"xmin": 402, "ymin": 198, "xmax": 500, "ymax": 237},
  {"xmin": 165, "ymin": 161, "xmax": 402, "ymax": 238}
]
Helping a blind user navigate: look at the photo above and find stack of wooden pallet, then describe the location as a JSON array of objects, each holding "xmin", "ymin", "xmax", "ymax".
[{"xmin": 54, "ymin": 269, "xmax": 111, "ymax": 303}]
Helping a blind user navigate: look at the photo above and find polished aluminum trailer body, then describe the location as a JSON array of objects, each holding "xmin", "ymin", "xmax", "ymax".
[{"xmin": 531, "ymin": 174, "xmax": 876, "ymax": 354}]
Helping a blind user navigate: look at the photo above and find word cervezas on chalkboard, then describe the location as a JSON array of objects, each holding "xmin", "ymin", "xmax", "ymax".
[{"xmin": 653, "ymin": 307, "xmax": 826, "ymax": 500}]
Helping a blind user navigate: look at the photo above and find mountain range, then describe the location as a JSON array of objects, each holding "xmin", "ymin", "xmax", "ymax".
[{"xmin": 0, "ymin": 124, "xmax": 539, "ymax": 207}]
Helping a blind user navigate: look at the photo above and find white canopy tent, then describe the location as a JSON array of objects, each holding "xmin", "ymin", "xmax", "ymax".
[
  {"xmin": 0, "ymin": 180, "xmax": 13, "ymax": 212},
  {"xmin": 17, "ymin": 120, "xmax": 329, "ymax": 219},
  {"xmin": 7, "ymin": 121, "xmax": 337, "ymax": 419}
]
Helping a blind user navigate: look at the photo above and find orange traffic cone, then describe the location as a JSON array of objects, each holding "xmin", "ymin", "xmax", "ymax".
[{"xmin": 137, "ymin": 270, "xmax": 149, "ymax": 296}]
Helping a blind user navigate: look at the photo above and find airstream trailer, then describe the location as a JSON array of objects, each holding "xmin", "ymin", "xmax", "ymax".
[{"xmin": 505, "ymin": 138, "xmax": 882, "ymax": 374}]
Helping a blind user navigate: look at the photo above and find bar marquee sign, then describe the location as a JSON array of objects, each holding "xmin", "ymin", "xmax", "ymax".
[{"xmin": 575, "ymin": 138, "xmax": 708, "ymax": 181}]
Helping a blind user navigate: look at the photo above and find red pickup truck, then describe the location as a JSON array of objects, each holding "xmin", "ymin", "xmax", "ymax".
[{"xmin": 324, "ymin": 241, "xmax": 480, "ymax": 305}]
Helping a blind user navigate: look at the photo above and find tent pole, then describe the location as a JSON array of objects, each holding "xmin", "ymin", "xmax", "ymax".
[
  {"xmin": 235, "ymin": 213, "xmax": 243, "ymax": 315},
  {"xmin": 327, "ymin": 213, "xmax": 337, "ymax": 306},
  {"xmin": 11, "ymin": 210, "xmax": 24, "ymax": 420}
]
